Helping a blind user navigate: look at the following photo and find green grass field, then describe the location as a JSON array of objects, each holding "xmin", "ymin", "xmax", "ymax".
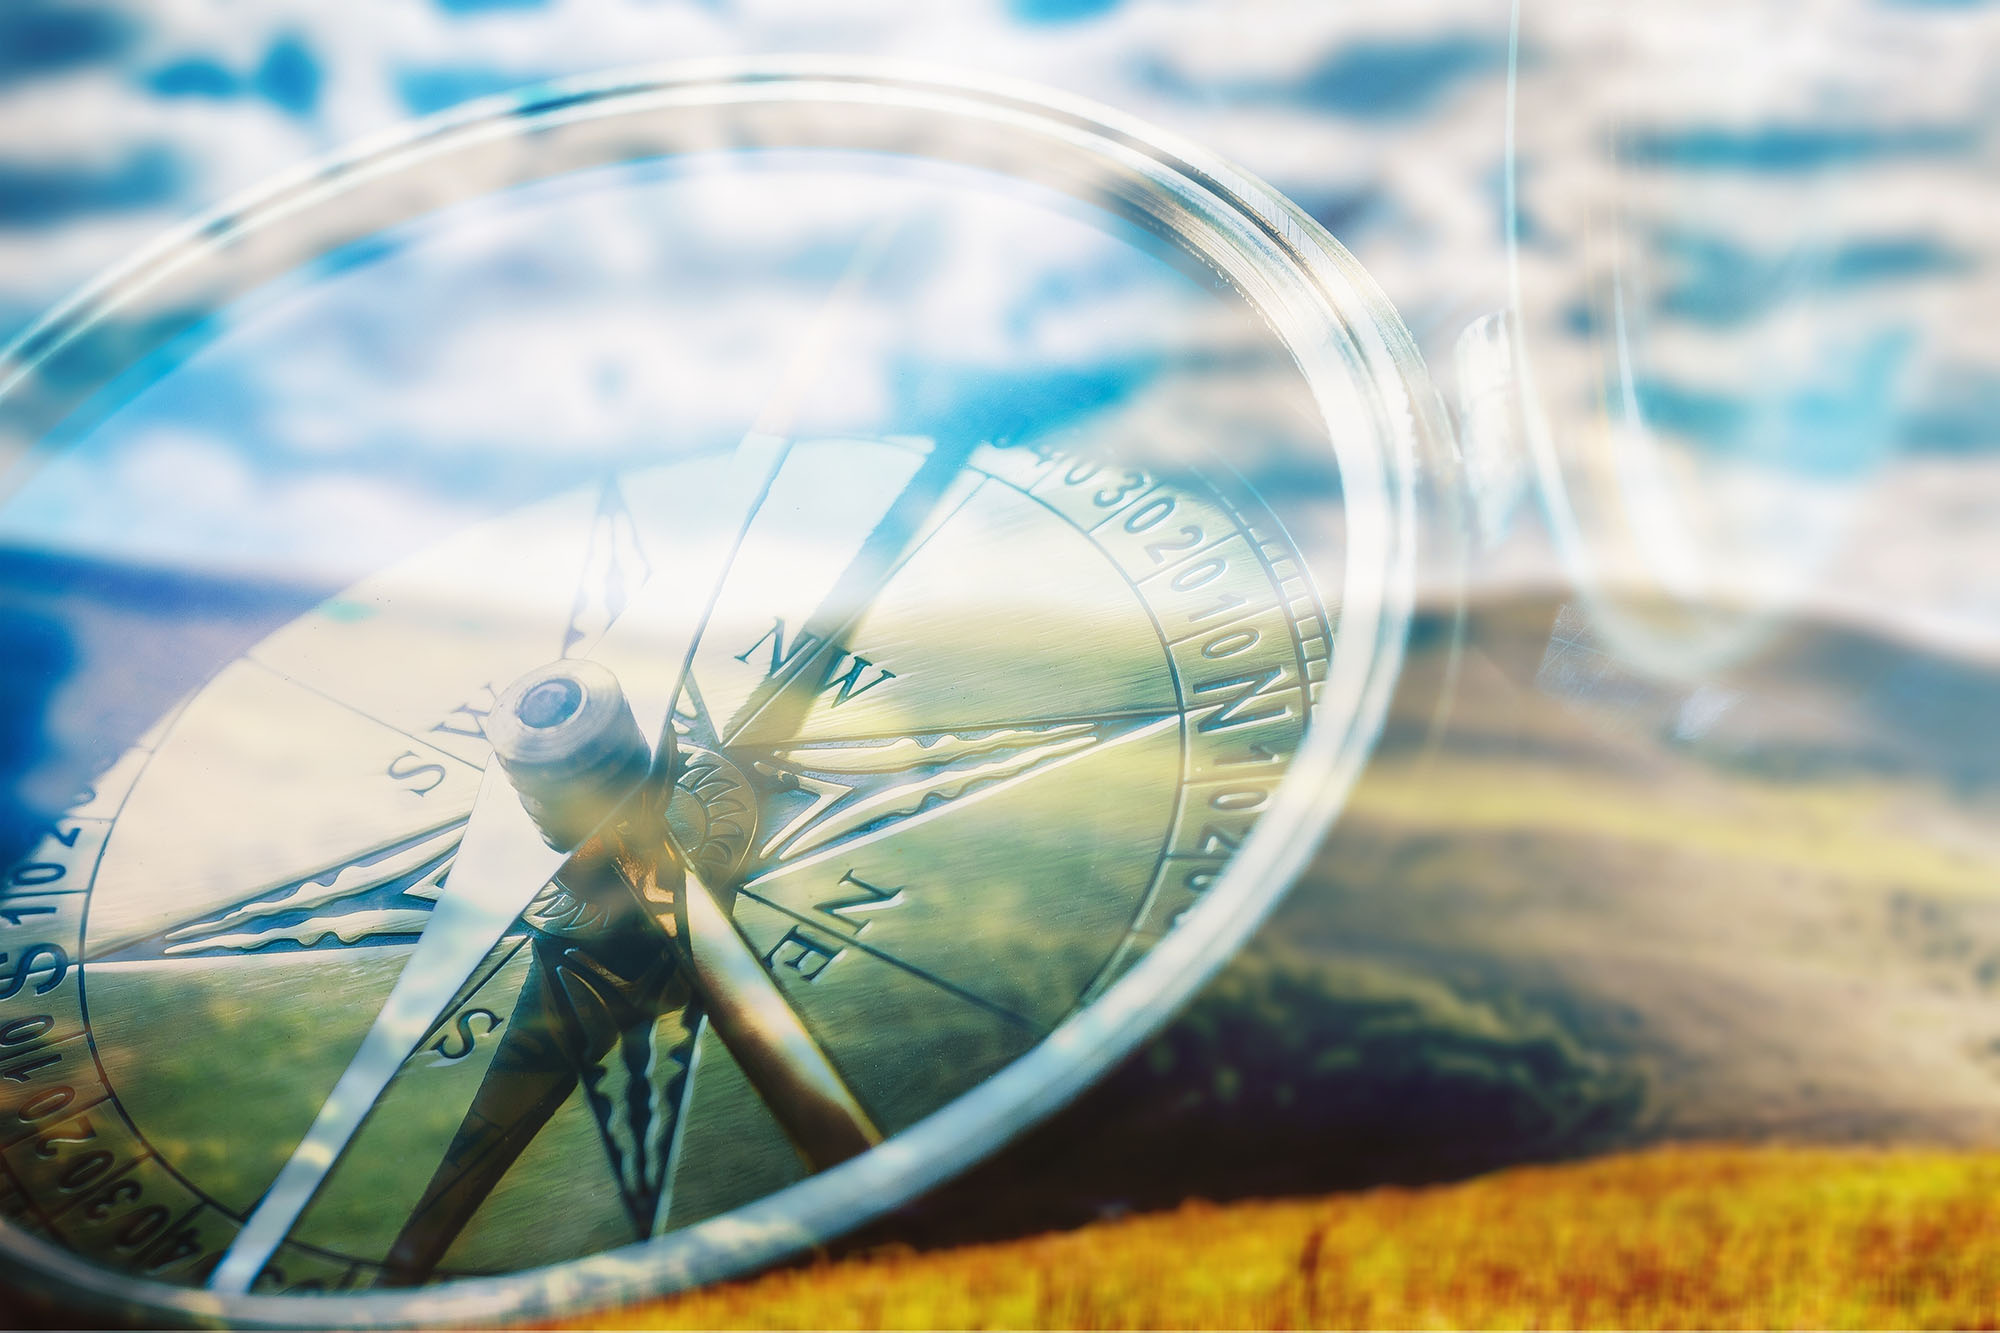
[{"xmin": 556, "ymin": 1145, "xmax": 2000, "ymax": 1329}]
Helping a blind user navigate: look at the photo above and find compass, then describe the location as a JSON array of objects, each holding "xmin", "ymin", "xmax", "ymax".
[{"xmin": 0, "ymin": 62, "xmax": 1440, "ymax": 1325}]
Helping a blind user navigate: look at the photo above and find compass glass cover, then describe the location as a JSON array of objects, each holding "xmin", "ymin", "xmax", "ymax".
[{"xmin": 0, "ymin": 74, "xmax": 1419, "ymax": 1322}]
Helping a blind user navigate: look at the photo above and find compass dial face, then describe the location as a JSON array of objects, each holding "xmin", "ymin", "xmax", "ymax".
[
  {"xmin": 0, "ymin": 67, "xmax": 1427, "ymax": 1323},
  {"xmin": 2, "ymin": 435, "xmax": 1326, "ymax": 1290}
]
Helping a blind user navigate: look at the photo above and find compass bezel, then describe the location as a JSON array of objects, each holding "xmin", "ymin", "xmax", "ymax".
[{"xmin": 0, "ymin": 57, "xmax": 1441, "ymax": 1328}]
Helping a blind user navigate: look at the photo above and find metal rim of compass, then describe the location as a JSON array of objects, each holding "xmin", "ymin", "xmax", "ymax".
[{"xmin": 0, "ymin": 57, "xmax": 1443, "ymax": 1328}]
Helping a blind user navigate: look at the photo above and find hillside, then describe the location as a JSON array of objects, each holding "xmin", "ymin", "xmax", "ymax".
[{"xmin": 823, "ymin": 595, "xmax": 2000, "ymax": 1257}]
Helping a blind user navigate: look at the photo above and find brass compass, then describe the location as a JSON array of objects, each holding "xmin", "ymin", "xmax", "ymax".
[{"xmin": 0, "ymin": 62, "xmax": 1438, "ymax": 1325}]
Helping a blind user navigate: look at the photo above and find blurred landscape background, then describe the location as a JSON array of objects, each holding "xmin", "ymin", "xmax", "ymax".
[{"xmin": 0, "ymin": 0, "xmax": 1997, "ymax": 1320}]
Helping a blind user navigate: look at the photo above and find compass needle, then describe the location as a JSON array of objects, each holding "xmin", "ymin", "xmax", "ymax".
[
  {"xmin": 676, "ymin": 862, "xmax": 882, "ymax": 1168},
  {"xmin": 209, "ymin": 433, "xmax": 796, "ymax": 1294},
  {"xmin": 216, "ymin": 220, "xmax": 921, "ymax": 1289}
]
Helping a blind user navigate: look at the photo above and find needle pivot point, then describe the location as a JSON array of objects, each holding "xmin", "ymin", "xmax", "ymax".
[
  {"xmin": 488, "ymin": 660, "xmax": 650, "ymax": 849},
  {"xmin": 517, "ymin": 676, "xmax": 584, "ymax": 729}
]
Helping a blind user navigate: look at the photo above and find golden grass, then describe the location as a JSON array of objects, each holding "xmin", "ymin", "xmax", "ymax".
[{"xmin": 555, "ymin": 1145, "xmax": 2000, "ymax": 1329}]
